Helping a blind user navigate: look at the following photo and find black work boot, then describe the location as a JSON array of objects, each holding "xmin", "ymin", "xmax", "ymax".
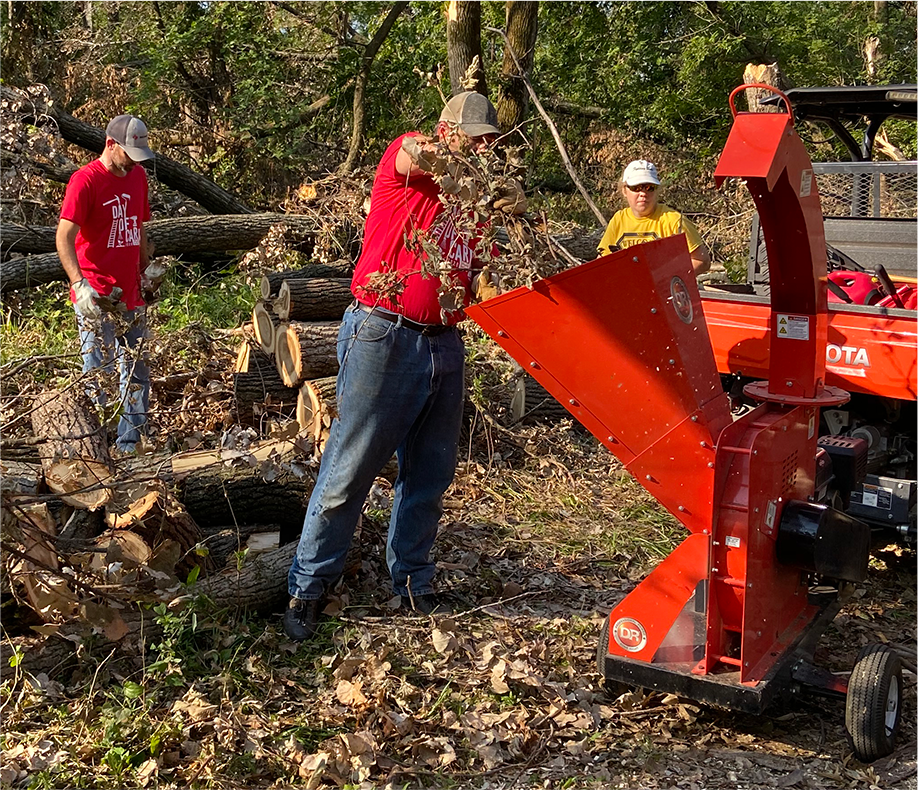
[
  {"xmin": 400, "ymin": 593, "xmax": 452, "ymax": 616},
  {"xmin": 283, "ymin": 598, "xmax": 322, "ymax": 641}
]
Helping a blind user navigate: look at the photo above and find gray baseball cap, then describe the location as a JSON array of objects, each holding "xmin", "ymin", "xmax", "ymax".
[
  {"xmin": 439, "ymin": 92, "xmax": 500, "ymax": 137},
  {"xmin": 106, "ymin": 115, "xmax": 155, "ymax": 162}
]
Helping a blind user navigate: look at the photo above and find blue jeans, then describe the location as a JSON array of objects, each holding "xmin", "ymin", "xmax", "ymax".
[
  {"xmin": 288, "ymin": 304, "xmax": 465, "ymax": 600},
  {"xmin": 75, "ymin": 305, "xmax": 150, "ymax": 452}
]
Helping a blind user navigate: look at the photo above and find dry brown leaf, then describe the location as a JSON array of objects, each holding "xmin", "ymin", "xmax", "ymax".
[
  {"xmin": 335, "ymin": 679, "xmax": 369, "ymax": 708},
  {"xmin": 490, "ymin": 660, "xmax": 510, "ymax": 694}
]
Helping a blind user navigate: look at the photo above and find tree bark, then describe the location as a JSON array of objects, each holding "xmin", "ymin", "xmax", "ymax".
[
  {"xmin": 340, "ymin": 2, "xmax": 409, "ymax": 173},
  {"xmin": 260, "ymin": 262, "xmax": 354, "ymax": 299},
  {"xmin": 297, "ymin": 376, "xmax": 339, "ymax": 448},
  {"xmin": 233, "ymin": 341, "xmax": 300, "ymax": 427},
  {"xmin": 1, "ymin": 214, "xmax": 322, "ymax": 289},
  {"xmin": 447, "ymin": 1, "xmax": 487, "ymax": 96},
  {"xmin": 742, "ymin": 64, "xmax": 789, "ymax": 112},
  {"xmin": 31, "ymin": 389, "xmax": 114, "ymax": 510},
  {"xmin": 510, "ymin": 375, "xmax": 571, "ymax": 424},
  {"xmin": 496, "ymin": 1, "xmax": 539, "ymax": 136},
  {"xmin": 274, "ymin": 278, "xmax": 353, "ymax": 322},
  {"xmin": 252, "ymin": 301, "xmax": 282, "ymax": 356},
  {"xmin": 175, "ymin": 452, "xmax": 316, "ymax": 538},
  {"xmin": 275, "ymin": 321, "xmax": 341, "ymax": 387}
]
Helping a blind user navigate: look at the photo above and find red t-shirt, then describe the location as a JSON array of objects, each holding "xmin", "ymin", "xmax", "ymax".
[
  {"xmin": 60, "ymin": 158, "xmax": 151, "ymax": 310},
  {"xmin": 352, "ymin": 133, "xmax": 486, "ymax": 325}
]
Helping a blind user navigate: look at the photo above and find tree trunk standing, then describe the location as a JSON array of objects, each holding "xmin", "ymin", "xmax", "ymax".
[
  {"xmin": 742, "ymin": 64, "xmax": 789, "ymax": 112},
  {"xmin": 260, "ymin": 263, "xmax": 354, "ymax": 299},
  {"xmin": 496, "ymin": 1, "xmax": 539, "ymax": 137},
  {"xmin": 446, "ymin": 1, "xmax": 487, "ymax": 95},
  {"xmin": 340, "ymin": 2, "xmax": 409, "ymax": 173},
  {"xmin": 30, "ymin": 389, "xmax": 114, "ymax": 510},
  {"xmin": 275, "ymin": 321, "xmax": 341, "ymax": 387},
  {"xmin": 274, "ymin": 278, "xmax": 353, "ymax": 322}
]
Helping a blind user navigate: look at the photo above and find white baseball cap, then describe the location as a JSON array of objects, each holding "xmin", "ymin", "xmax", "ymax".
[{"xmin": 622, "ymin": 159, "xmax": 661, "ymax": 187}]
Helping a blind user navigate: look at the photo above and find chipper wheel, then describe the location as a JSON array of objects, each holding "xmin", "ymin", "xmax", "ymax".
[
  {"xmin": 596, "ymin": 617, "xmax": 610, "ymax": 675},
  {"xmin": 845, "ymin": 643, "xmax": 902, "ymax": 762}
]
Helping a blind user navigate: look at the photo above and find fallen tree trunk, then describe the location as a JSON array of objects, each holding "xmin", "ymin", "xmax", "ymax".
[
  {"xmin": 274, "ymin": 278, "xmax": 353, "ymax": 322},
  {"xmin": 253, "ymin": 302, "xmax": 282, "ymax": 356},
  {"xmin": 275, "ymin": 321, "xmax": 340, "ymax": 387},
  {"xmin": 260, "ymin": 262, "xmax": 354, "ymax": 299},
  {"xmin": 1, "ymin": 214, "xmax": 323, "ymax": 291},
  {"xmin": 173, "ymin": 441, "xmax": 317, "ymax": 540},
  {"xmin": 233, "ymin": 341, "xmax": 299, "ymax": 426},
  {"xmin": 1, "ymin": 224, "xmax": 57, "ymax": 255},
  {"xmin": 31, "ymin": 389, "xmax": 114, "ymax": 510},
  {"xmin": 1, "ymin": 85, "xmax": 253, "ymax": 215},
  {"xmin": 297, "ymin": 376, "xmax": 338, "ymax": 448},
  {"xmin": 510, "ymin": 375, "xmax": 572, "ymax": 424}
]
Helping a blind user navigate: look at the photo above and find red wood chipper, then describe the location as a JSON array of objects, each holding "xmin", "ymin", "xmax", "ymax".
[{"xmin": 466, "ymin": 85, "xmax": 903, "ymax": 762}]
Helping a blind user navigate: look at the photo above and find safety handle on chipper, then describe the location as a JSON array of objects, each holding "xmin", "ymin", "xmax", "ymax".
[
  {"xmin": 874, "ymin": 264, "xmax": 906, "ymax": 308},
  {"xmin": 728, "ymin": 84, "xmax": 795, "ymax": 123}
]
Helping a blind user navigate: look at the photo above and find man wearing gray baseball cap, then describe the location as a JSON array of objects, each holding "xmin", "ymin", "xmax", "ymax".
[
  {"xmin": 283, "ymin": 91, "xmax": 528, "ymax": 642},
  {"xmin": 56, "ymin": 114, "xmax": 155, "ymax": 455}
]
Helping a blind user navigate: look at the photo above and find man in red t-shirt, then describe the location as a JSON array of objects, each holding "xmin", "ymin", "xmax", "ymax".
[
  {"xmin": 285, "ymin": 92, "xmax": 527, "ymax": 641},
  {"xmin": 56, "ymin": 114, "xmax": 154, "ymax": 454}
]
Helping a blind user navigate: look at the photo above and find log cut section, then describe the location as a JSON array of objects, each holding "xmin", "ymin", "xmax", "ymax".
[
  {"xmin": 275, "ymin": 321, "xmax": 340, "ymax": 387},
  {"xmin": 31, "ymin": 389, "xmax": 114, "ymax": 509},
  {"xmin": 252, "ymin": 301, "xmax": 281, "ymax": 356},
  {"xmin": 233, "ymin": 341, "xmax": 299, "ymax": 426},
  {"xmin": 274, "ymin": 278, "xmax": 353, "ymax": 322},
  {"xmin": 260, "ymin": 261, "xmax": 354, "ymax": 300},
  {"xmin": 297, "ymin": 376, "xmax": 338, "ymax": 448}
]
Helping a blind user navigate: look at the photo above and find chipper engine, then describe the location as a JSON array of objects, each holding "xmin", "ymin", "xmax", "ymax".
[{"xmin": 466, "ymin": 85, "xmax": 903, "ymax": 763}]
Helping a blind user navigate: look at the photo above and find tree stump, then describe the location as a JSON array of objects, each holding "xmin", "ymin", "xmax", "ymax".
[
  {"xmin": 31, "ymin": 389, "xmax": 114, "ymax": 510},
  {"xmin": 297, "ymin": 376, "xmax": 338, "ymax": 449},
  {"xmin": 260, "ymin": 261, "xmax": 354, "ymax": 299},
  {"xmin": 274, "ymin": 278, "xmax": 353, "ymax": 322},
  {"xmin": 510, "ymin": 375, "xmax": 572, "ymax": 424},
  {"xmin": 252, "ymin": 301, "xmax": 281, "ymax": 356},
  {"xmin": 233, "ymin": 341, "xmax": 299, "ymax": 427},
  {"xmin": 275, "ymin": 321, "xmax": 340, "ymax": 387}
]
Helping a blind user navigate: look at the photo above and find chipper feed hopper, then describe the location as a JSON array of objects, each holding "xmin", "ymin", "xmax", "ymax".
[{"xmin": 466, "ymin": 86, "xmax": 903, "ymax": 762}]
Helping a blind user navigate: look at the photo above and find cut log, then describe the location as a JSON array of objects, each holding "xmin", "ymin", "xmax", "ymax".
[
  {"xmin": 260, "ymin": 262, "xmax": 354, "ymax": 299},
  {"xmin": 275, "ymin": 321, "xmax": 340, "ymax": 387},
  {"xmin": 105, "ymin": 482, "xmax": 204, "ymax": 574},
  {"xmin": 233, "ymin": 341, "xmax": 299, "ymax": 427},
  {"xmin": 173, "ymin": 438, "xmax": 317, "ymax": 539},
  {"xmin": 0, "ymin": 459, "xmax": 44, "ymax": 497},
  {"xmin": 274, "ymin": 278, "xmax": 353, "ymax": 322},
  {"xmin": 30, "ymin": 389, "xmax": 114, "ymax": 510},
  {"xmin": 1, "ymin": 214, "xmax": 324, "ymax": 292},
  {"xmin": 253, "ymin": 301, "xmax": 282, "ymax": 356},
  {"xmin": 297, "ymin": 376, "xmax": 338, "ymax": 448},
  {"xmin": 0, "ymin": 224, "xmax": 56, "ymax": 255},
  {"xmin": 510, "ymin": 375, "xmax": 572, "ymax": 424}
]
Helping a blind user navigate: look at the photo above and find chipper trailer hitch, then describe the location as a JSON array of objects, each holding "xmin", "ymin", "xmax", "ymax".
[{"xmin": 466, "ymin": 85, "xmax": 903, "ymax": 763}]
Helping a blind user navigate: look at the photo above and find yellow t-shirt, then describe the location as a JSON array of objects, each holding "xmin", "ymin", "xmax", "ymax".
[{"xmin": 597, "ymin": 204, "xmax": 703, "ymax": 257}]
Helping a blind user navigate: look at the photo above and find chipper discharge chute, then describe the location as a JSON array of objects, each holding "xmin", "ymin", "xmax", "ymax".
[{"xmin": 466, "ymin": 85, "xmax": 902, "ymax": 763}]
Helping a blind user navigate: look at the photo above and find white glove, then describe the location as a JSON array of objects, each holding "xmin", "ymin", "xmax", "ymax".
[{"xmin": 72, "ymin": 278, "xmax": 101, "ymax": 318}]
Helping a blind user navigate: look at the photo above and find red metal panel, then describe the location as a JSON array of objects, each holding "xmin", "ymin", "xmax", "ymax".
[
  {"xmin": 714, "ymin": 113, "xmax": 792, "ymax": 190},
  {"xmin": 466, "ymin": 235, "xmax": 733, "ymax": 531},
  {"xmin": 702, "ymin": 297, "xmax": 918, "ymax": 401}
]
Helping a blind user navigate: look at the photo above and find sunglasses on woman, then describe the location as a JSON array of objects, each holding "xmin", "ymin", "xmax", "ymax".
[{"xmin": 626, "ymin": 183, "xmax": 657, "ymax": 193}]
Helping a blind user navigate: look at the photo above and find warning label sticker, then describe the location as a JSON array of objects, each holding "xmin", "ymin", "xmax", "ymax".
[
  {"xmin": 852, "ymin": 484, "xmax": 893, "ymax": 510},
  {"xmin": 800, "ymin": 169, "xmax": 813, "ymax": 198},
  {"xmin": 776, "ymin": 314, "xmax": 810, "ymax": 341}
]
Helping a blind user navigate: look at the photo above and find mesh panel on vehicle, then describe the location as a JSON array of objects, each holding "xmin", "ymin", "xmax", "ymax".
[{"xmin": 814, "ymin": 162, "xmax": 918, "ymax": 219}]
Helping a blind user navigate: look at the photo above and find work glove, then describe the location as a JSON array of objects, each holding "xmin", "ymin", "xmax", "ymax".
[
  {"xmin": 95, "ymin": 286, "xmax": 127, "ymax": 314},
  {"xmin": 492, "ymin": 179, "xmax": 528, "ymax": 215},
  {"xmin": 401, "ymin": 135, "xmax": 448, "ymax": 175},
  {"xmin": 471, "ymin": 267, "xmax": 501, "ymax": 302},
  {"xmin": 72, "ymin": 278, "xmax": 101, "ymax": 318}
]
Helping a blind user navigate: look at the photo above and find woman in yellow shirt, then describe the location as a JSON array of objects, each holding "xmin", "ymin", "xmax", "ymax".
[{"xmin": 597, "ymin": 160, "xmax": 711, "ymax": 275}]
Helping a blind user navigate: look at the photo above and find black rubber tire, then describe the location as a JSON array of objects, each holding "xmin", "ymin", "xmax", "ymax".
[
  {"xmin": 596, "ymin": 616, "xmax": 610, "ymax": 675},
  {"xmin": 846, "ymin": 643, "xmax": 903, "ymax": 762}
]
